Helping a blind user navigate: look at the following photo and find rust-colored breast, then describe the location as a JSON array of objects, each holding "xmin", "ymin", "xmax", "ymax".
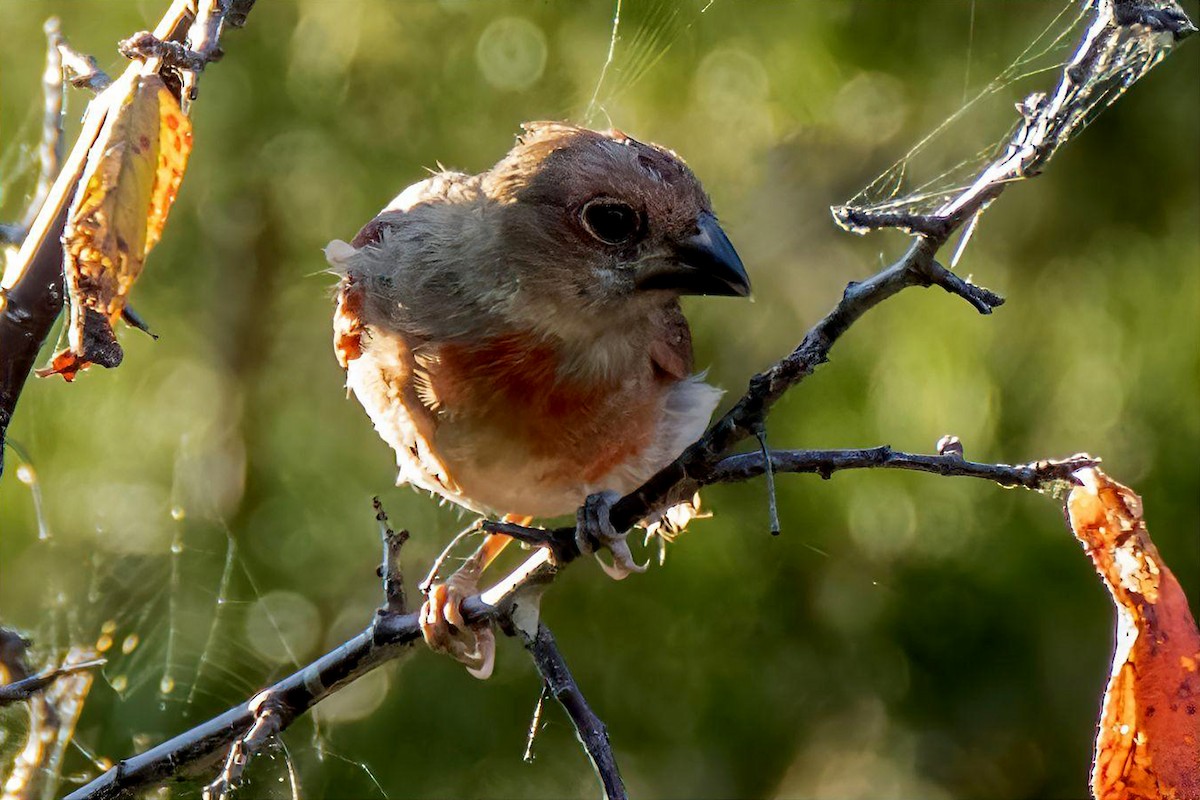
[{"xmin": 433, "ymin": 333, "xmax": 663, "ymax": 485}]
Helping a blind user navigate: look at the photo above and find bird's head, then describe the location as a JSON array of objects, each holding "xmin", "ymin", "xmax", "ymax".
[{"xmin": 482, "ymin": 122, "xmax": 750, "ymax": 320}]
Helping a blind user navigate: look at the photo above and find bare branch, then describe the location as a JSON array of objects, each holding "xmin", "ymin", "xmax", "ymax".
[
  {"xmin": 522, "ymin": 683, "xmax": 550, "ymax": 763},
  {"xmin": 1, "ymin": 629, "xmax": 103, "ymax": 800},
  {"xmin": 119, "ymin": 32, "xmax": 210, "ymax": 74},
  {"xmin": 753, "ymin": 425, "xmax": 782, "ymax": 536},
  {"xmin": 52, "ymin": 439, "xmax": 1102, "ymax": 800},
  {"xmin": 706, "ymin": 447, "xmax": 1100, "ymax": 492},
  {"xmin": 520, "ymin": 623, "xmax": 627, "ymax": 800},
  {"xmin": 482, "ymin": 518, "xmax": 575, "ymax": 563}
]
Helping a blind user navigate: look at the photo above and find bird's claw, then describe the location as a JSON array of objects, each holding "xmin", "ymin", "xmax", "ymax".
[
  {"xmin": 576, "ymin": 491, "xmax": 648, "ymax": 580},
  {"xmin": 419, "ymin": 571, "xmax": 495, "ymax": 680}
]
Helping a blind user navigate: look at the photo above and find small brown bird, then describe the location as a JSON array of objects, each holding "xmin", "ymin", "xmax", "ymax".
[{"xmin": 328, "ymin": 122, "xmax": 749, "ymax": 676}]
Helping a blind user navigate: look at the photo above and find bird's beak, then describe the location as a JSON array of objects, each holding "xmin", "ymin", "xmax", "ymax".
[{"xmin": 634, "ymin": 212, "xmax": 751, "ymax": 297}]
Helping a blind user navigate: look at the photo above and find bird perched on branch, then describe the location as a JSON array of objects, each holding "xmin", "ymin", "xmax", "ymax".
[{"xmin": 328, "ymin": 122, "xmax": 749, "ymax": 677}]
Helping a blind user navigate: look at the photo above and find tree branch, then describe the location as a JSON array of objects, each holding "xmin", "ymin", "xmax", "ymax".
[
  {"xmin": 62, "ymin": 441, "xmax": 1101, "ymax": 799},
  {"xmin": 520, "ymin": 623, "xmax": 627, "ymax": 800}
]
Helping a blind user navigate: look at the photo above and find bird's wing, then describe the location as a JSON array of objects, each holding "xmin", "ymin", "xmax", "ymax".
[
  {"xmin": 334, "ymin": 272, "xmax": 470, "ymax": 504},
  {"xmin": 327, "ymin": 171, "xmax": 503, "ymax": 344},
  {"xmin": 329, "ymin": 174, "xmax": 491, "ymax": 505}
]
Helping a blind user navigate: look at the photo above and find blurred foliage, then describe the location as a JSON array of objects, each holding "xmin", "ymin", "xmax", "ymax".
[{"xmin": 0, "ymin": 1, "xmax": 1196, "ymax": 798}]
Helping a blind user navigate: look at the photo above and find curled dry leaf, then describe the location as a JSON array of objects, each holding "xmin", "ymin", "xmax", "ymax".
[
  {"xmin": 38, "ymin": 68, "xmax": 191, "ymax": 381},
  {"xmin": 1067, "ymin": 468, "xmax": 1200, "ymax": 800}
]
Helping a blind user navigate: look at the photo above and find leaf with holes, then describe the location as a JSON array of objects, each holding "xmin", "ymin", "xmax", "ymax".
[
  {"xmin": 38, "ymin": 69, "xmax": 191, "ymax": 381},
  {"xmin": 1067, "ymin": 468, "xmax": 1200, "ymax": 800}
]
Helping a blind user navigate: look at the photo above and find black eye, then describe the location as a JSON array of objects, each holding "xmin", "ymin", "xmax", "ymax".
[{"xmin": 580, "ymin": 199, "xmax": 642, "ymax": 245}]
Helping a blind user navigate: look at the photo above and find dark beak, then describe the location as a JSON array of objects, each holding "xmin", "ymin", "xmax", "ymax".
[{"xmin": 634, "ymin": 212, "xmax": 751, "ymax": 297}]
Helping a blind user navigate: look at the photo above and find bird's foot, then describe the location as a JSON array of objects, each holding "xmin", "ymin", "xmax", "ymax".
[
  {"xmin": 575, "ymin": 490, "xmax": 648, "ymax": 580},
  {"xmin": 419, "ymin": 567, "xmax": 495, "ymax": 680}
]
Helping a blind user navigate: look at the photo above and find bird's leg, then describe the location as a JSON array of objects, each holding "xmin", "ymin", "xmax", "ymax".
[
  {"xmin": 419, "ymin": 517, "xmax": 525, "ymax": 679},
  {"xmin": 576, "ymin": 491, "xmax": 648, "ymax": 580}
]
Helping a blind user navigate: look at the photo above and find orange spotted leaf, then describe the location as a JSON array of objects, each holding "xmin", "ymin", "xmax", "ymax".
[
  {"xmin": 40, "ymin": 69, "xmax": 192, "ymax": 380},
  {"xmin": 1067, "ymin": 468, "xmax": 1200, "ymax": 800}
]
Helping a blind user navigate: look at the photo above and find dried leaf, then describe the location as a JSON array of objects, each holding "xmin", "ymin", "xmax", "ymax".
[
  {"xmin": 38, "ymin": 69, "xmax": 191, "ymax": 381},
  {"xmin": 1067, "ymin": 468, "xmax": 1200, "ymax": 800}
]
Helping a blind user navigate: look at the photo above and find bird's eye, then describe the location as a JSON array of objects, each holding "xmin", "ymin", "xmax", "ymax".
[{"xmin": 580, "ymin": 199, "xmax": 642, "ymax": 245}]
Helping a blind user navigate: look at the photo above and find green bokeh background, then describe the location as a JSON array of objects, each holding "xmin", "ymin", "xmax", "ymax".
[{"xmin": 1, "ymin": 2, "xmax": 1197, "ymax": 798}]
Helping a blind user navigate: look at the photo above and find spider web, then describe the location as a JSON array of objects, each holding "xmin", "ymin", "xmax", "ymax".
[
  {"xmin": 833, "ymin": 0, "xmax": 1195, "ymax": 260},
  {"xmin": 582, "ymin": 0, "xmax": 721, "ymax": 127},
  {"xmin": 0, "ymin": 450, "xmax": 385, "ymax": 799}
]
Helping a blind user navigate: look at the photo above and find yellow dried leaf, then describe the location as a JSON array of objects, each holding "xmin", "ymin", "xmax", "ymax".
[
  {"xmin": 39, "ymin": 69, "xmax": 192, "ymax": 381},
  {"xmin": 1068, "ymin": 468, "xmax": 1200, "ymax": 800}
]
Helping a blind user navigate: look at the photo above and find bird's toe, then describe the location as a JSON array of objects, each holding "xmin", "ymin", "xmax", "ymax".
[
  {"xmin": 418, "ymin": 577, "xmax": 495, "ymax": 679},
  {"xmin": 576, "ymin": 490, "xmax": 648, "ymax": 581}
]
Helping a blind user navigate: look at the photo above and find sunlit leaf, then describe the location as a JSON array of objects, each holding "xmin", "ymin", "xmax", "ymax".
[
  {"xmin": 1068, "ymin": 468, "xmax": 1200, "ymax": 800},
  {"xmin": 38, "ymin": 69, "xmax": 192, "ymax": 381}
]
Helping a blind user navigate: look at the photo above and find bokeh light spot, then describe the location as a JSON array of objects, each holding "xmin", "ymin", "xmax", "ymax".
[
  {"xmin": 475, "ymin": 17, "xmax": 547, "ymax": 91},
  {"xmin": 832, "ymin": 71, "xmax": 908, "ymax": 146},
  {"xmin": 243, "ymin": 590, "xmax": 322, "ymax": 666},
  {"xmin": 314, "ymin": 664, "xmax": 389, "ymax": 724},
  {"xmin": 695, "ymin": 47, "xmax": 770, "ymax": 118}
]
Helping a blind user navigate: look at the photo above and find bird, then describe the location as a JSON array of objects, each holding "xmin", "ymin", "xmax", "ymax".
[{"xmin": 327, "ymin": 122, "xmax": 749, "ymax": 678}]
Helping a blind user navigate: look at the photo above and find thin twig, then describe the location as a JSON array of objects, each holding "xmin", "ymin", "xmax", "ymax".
[
  {"xmin": 374, "ymin": 497, "xmax": 409, "ymax": 615},
  {"xmin": 481, "ymin": 518, "xmax": 574, "ymax": 563},
  {"xmin": 0, "ymin": 630, "xmax": 102, "ymax": 800},
  {"xmin": 57, "ymin": 30, "xmax": 112, "ymax": 92},
  {"xmin": 119, "ymin": 32, "xmax": 209, "ymax": 73},
  {"xmin": 522, "ymin": 682, "xmax": 550, "ymax": 763},
  {"xmin": 589, "ymin": 237, "xmax": 1004, "ymax": 537},
  {"xmin": 181, "ymin": 0, "xmax": 229, "ymax": 102},
  {"xmin": 418, "ymin": 520, "xmax": 482, "ymax": 594},
  {"xmin": 19, "ymin": 18, "xmax": 67, "ymax": 235},
  {"xmin": 754, "ymin": 425, "xmax": 781, "ymax": 536},
  {"xmin": 202, "ymin": 690, "xmax": 289, "ymax": 800},
  {"xmin": 521, "ymin": 623, "xmax": 627, "ymax": 800},
  {"xmin": 0, "ymin": 659, "xmax": 106, "ymax": 707},
  {"xmin": 831, "ymin": 0, "xmax": 1196, "ymax": 240}
]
